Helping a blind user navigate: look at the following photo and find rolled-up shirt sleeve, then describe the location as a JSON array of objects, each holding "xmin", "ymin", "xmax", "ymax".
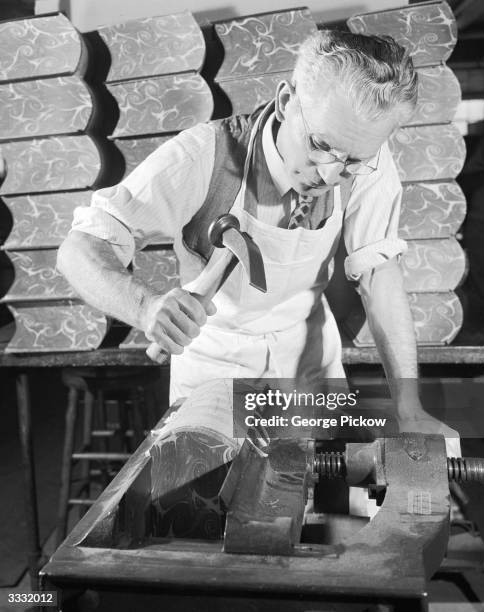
[
  {"xmin": 343, "ymin": 141, "xmax": 407, "ymax": 282},
  {"xmin": 70, "ymin": 122, "xmax": 215, "ymax": 267}
]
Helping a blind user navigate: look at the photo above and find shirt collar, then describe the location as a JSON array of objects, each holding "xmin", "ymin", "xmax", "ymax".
[{"xmin": 261, "ymin": 111, "xmax": 292, "ymax": 197}]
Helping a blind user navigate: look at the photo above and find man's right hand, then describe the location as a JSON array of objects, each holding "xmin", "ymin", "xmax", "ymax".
[{"xmin": 140, "ymin": 287, "xmax": 216, "ymax": 355}]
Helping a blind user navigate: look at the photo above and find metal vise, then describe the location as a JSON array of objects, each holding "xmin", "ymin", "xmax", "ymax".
[{"xmin": 220, "ymin": 432, "xmax": 484, "ymax": 584}]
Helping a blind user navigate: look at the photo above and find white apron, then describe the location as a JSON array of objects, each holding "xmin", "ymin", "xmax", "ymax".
[{"xmin": 170, "ymin": 103, "xmax": 346, "ymax": 406}]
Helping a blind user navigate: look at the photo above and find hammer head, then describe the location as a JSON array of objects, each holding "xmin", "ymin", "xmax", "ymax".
[{"xmin": 208, "ymin": 214, "xmax": 267, "ymax": 293}]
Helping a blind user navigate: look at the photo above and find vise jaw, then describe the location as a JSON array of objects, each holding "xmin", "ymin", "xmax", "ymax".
[{"xmin": 221, "ymin": 433, "xmax": 451, "ymax": 582}]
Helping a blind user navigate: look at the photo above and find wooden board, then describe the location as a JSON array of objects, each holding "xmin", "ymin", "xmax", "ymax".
[
  {"xmin": 2, "ymin": 191, "xmax": 92, "ymax": 249},
  {"xmin": 217, "ymin": 71, "xmax": 292, "ymax": 116},
  {"xmin": 0, "ymin": 14, "xmax": 86, "ymax": 82},
  {"xmin": 0, "ymin": 76, "xmax": 94, "ymax": 141},
  {"xmin": 149, "ymin": 380, "xmax": 239, "ymax": 539},
  {"xmin": 109, "ymin": 74, "xmax": 213, "ymax": 138},
  {"xmin": 1, "ymin": 250, "xmax": 75, "ymax": 302},
  {"xmin": 99, "ymin": 11, "xmax": 205, "ymax": 83},
  {"xmin": 6, "ymin": 301, "xmax": 107, "ymax": 352},
  {"xmin": 215, "ymin": 8, "xmax": 316, "ymax": 81},
  {"xmin": 389, "ymin": 124, "xmax": 466, "ymax": 183},
  {"xmin": 0, "ymin": 136, "xmax": 102, "ymax": 195},
  {"xmin": 399, "ymin": 181, "xmax": 466, "ymax": 240},
  {"xmin": 409, "ymin": 65, "xmax": 461, "ymax": 126},
  {"xmin": 345, "ymin": 291, "xmax": 463, "ymax": 347},
  {"xmin": 347, "ymin": 1, "xmax": 457, "ymax": 68},
  {"xmin": 115, "ymin": 136, "xmax": 172, "ymax": 178},
  {"xmin": 401, "ymin": 238, "xmax": 466, "ymax": 292}
]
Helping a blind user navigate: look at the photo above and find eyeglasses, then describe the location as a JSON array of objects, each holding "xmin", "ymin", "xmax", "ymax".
[{"xmin": 295, "ymin": 94, "xmax": 380, "ymax": 176}]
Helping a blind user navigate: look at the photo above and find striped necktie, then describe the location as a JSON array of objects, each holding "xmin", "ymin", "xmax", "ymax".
[{"xmin": 287, "ymin": 193, "xmax": 314, "ymax": 229}]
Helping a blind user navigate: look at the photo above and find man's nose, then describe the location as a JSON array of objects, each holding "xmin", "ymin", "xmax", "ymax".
[{"xmin": 316, "ymin": 161, "xmax": 345, "ymax": 185}]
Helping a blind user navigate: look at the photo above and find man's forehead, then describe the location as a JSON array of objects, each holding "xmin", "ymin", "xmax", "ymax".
[{"xmin": 300, "ymin": 90, "xmax": 395, "ymax": 158}]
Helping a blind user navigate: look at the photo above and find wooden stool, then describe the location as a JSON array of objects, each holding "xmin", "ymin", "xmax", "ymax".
[{"xmin": 56, "ymin": 367, "xmax": 166, "ymax": 547}]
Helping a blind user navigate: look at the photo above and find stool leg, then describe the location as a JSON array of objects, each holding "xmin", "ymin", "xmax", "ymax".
[
  {"xmin": 97, "ymin": 390, "xmax": 111, "ymax": 488},
  {"xmin": 119, "ymin": 398, "xmax": 133, "ymax": 454},
  {"xmin": 130, "ymin": 387, "xmax": 145, "ymax": 448},
  {"xmin": 56, "ymin": 387, "xmax": 78, "ymax": 548},
  {"xmin": 80, "ymin": 389, "xmax": 94, "ymax": 517}
]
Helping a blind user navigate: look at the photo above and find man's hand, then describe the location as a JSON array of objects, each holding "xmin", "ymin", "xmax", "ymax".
[
  {"xmin": 398, "ymin": 410, "xmax": 461, "ymax": 458},
  {"xmin": 140, "ymin": 287, "xmax": 216, "ymax": 355}
]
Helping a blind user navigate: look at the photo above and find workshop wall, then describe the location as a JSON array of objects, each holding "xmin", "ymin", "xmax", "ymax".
[{"xmin": 35, "ymin": 0, "xmax": 409, "ymax": 30}]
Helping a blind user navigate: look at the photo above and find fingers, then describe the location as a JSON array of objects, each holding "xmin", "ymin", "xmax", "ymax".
[{"xmin": 143, "ymin": 288, "xmax": 216, "ymax": 355}]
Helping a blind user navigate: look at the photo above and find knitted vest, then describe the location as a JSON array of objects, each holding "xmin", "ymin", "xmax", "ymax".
[{"xmin": 176, "ymin": 106, "xmax": 353, "ymax": 285}]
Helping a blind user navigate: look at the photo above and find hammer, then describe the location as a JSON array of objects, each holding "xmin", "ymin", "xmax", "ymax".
[{"xmin": 146, "ymin": 214, "xmax": 267, "ymax": 363}]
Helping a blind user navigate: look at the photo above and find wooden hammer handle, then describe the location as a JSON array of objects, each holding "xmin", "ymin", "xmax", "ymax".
[{"xmin": 146, "ymin": 248, "xmax": 235, "ymax": 364}]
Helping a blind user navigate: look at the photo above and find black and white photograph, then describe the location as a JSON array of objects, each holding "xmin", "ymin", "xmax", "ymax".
[{"xmin": 0, "ymin": 0, "xmax": 484, "ymax": 610}]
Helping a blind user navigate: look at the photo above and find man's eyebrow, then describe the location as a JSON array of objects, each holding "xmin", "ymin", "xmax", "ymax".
[
  {"xmin": 310, "ymin": 129, "xmax": 377, "ymax": 163},
  {"xmin": 311, "ymin": 134, "xmax": 367, "ymax": 163}
]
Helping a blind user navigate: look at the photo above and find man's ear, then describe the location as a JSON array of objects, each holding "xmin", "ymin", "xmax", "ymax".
[{"xmin": 275, "ymin": 80, "xmax": 295, "ymax": 123}]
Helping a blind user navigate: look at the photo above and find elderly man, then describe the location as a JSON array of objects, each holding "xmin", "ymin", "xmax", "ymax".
[{"xmin": 57, "ymin": 30, "xmax": 459, "ymax": 453}]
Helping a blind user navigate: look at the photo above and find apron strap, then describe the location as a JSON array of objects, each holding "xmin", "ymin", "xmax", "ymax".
[{"xmin": 182, "ymin": 107, "xmax": 269, "ymax": 263}]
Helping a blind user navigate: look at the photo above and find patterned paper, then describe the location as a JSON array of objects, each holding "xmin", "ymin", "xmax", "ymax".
[
  {"xmin": 389, "ymin": 124, "xmax": 466, "ymax": 182},
  {"xmin": 132, "ymin": 249, "xmax": 179, "ymax": 289},
  {"xmin": 345, "ymin": 291, "xmax": 463, "ymax": 347},
  {"xmin": 0, "ymin": 14, "xmax": 85, "ymax": 82},
  {"xmin": 3, "ymin": 191, "xmax": 92, "ymax": 249},
  {"xmin": 218, "ymin": 72, "xmax": 292, "ymax": 115},
  {"xmin": 399, "ymin": 182, "xmax": 466, "ymax": 239},
  {"xmin": 0, "ymin": 76, "xmax": 93, "ymax": 140},
  {"xmin": 109, "ymin": 74, "xmax": 213, "ymax": 137},
  {"xmin": 0, "ymin": 136, "xmax": 102, "ymax": 195},
  {"xmin": 99, "ymin": 12, "xmax": 205, "ymax": 82},
  {"xmin": 6, "ymin": 302, "xmax": 107, "ymax": 352},
  {"xmin": 408, "ymin": 66, "xmax": 461, "ymax": 126},
  {"xmin": 401, "ymin": 238, "xmax": 466, "ymax": 292},
  {"xmin": 115, "ymin": 136, "xmax": 172, "ymax": 177},
  {"xmin": 2, "ymin": 250, "xmax": 75, "ymax": 301},
  {"xmin": 215, "ymin": 9, "xmax": 317, "ymax": 81},
  {"xmin": 347, "ymin": 1, "xmax": 457, "ymax": 68}
]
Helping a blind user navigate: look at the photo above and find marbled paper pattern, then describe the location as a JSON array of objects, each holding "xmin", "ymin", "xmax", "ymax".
[
  {"xmin": 401, "ymin": 238, "xmax": 466, "ymax": 292},
  {"xmin": 109, "ymin": 74, "xmax": 213, "ymax": 137},
  {"xmin": 409, "ymin": 66, "xmax": 461, "ymax": 125},
  {"xmin": 0, "ymin": 14, "xmax": 85, "ymax": 82},
  {"xmin": 399, "ymin": 182, "xmax": 466, "ymax": 239},
  {"xmin": 215, "ymin": 9, "xmax": 316, "ymax": 81},
  {"xmin": 150, "ymin": 429, "xmax": 236, "ymax": 539},
  {"xmin": 3, "ymin": 191, "xmax": 92, "ymax": 249},
  {"xmin": 132, "ymin": 249, "xmax": 179, "ymax": 290},
  {"xmin": 389, "ymin": 124, "xmax": 466, "ymax": 182},
  {"xmin": 347, "ymin": 1, "xmax": 457, "ymax": 68},
  {"xmin": 218, "ymin": 72, "xmax": 292, "ymax": 115},
  {"xmin": 99, "ymin": 12, "xmax": 205, "ymax": 82},
  {"xmin": 0, "ymin": 76, "xmax": 93, "ymax": 140},
  {"xmin": 2, "ymin": 250, "xmax": 75, "ymax": 301},
  {"xmin": 0, "ymin": 136, "xmax": 102, "ymax": 195},
  {"xmin": 6, "ymin": 302, "xmax": 107, "ymax": 352},
  {"xmin": 115, "ymin": 136, "xmax": 172, "ymax": 177},
  {"xmin": 346, "ymin": 291, "xmax": 463, "ymax": 347}
]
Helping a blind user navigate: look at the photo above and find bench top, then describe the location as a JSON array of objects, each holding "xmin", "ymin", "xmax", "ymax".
[{"xmin": 1, "ymin": 344, "xmax": 483, "ymax": 368}]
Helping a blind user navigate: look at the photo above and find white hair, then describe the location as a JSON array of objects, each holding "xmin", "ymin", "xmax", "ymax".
[{"xmin": 293, "ymin": 30, "xmax": 418, "ymax": 126}]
